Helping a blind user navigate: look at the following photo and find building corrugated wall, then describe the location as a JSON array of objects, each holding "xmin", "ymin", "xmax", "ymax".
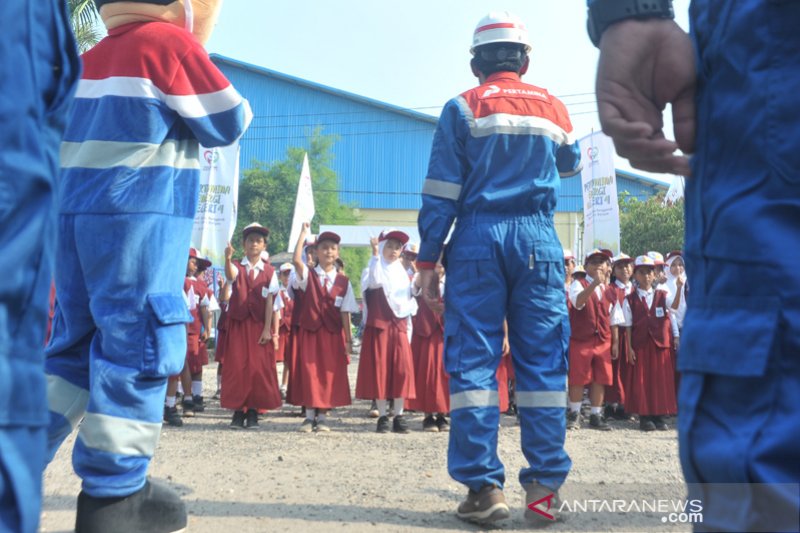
[
  {"xmin": 213, "ymin": 54, "xmax": 667, "ymax": 215},
  {"xmin": 212, "ymin": 55, "xmax": 436, "ymax": 211}
]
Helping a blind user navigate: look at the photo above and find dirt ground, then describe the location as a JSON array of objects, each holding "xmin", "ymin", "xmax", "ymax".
[{"xmin": 41, "ymin": 353, "xmax": 688, "ymax": 533}]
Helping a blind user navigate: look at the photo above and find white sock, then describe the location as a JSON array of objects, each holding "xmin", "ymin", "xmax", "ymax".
[
  {"xmin": 191, "ymin": 381, "xmax": 203, "ymax": 397},
  {"xmin": 165, "ymin": 396, "xmax": 176, "ymax": 408},
  {"xmin": 216, "ymin": 374, "xmax": 221, "ymax": 389},
  {"xmin": 317, "ymin": 412, "xmax": 326, "ymax": 422},
  {"xmin": 569, "ymin": 402, "xmax": 582, "ymax": 413},
  {"xmin": 376, "ymin": 399, "xmax": 388, "ymax": 417},
  {"xmin": 305, "ymin": 408, "xmax": 316, "ymax": 421},
  {"xmin": 591, "ymin": 406, "xmax": 602, "ymax": 415},
  {"xmin": 394, "ymin": 398, "xmax": 405, "ymax": 416},
  {"xmin": 177, "ymin": 382, "xmax": 184, "ymax": 395}
]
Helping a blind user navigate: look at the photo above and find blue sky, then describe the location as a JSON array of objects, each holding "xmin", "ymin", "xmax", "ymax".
[{"xmin": 206, "ymin": 1, "xmax": 691, "ymax": 183}]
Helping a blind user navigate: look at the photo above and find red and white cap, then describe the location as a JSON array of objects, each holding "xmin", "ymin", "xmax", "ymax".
[
  {"xmin": 317, "ymin": 231, "xmax": 341, "ymax": 245},
  {"xmin": 188, "ymin": 248, "xmax": 212, "ymax": 270},
  {"xmin": 572, "ymin": 264, "xmax": 587, "ymax": 277},
  {"xmin": 563, "ymin": 249, "xmax": 575, "ymax": 261},
  {"xmin": 612, "ymin": 253, "xmax": 634, "ymax": 265},
  {"xmin": 279, "ymin": 262, "xmax": 294, "ymax": 273},
  {"xmin": 379, "ymin": 229, "xmax": 409, "ymax": 245},
  {"xmin": 634, "ymin": 255, "xmax": 657, "ymax": 269},
  {"xmin": 646, "ymin": 251, "xmax": 665, "ymax": 266},
  {"xmin": 471, "ymin": 11, "xmax": 532, "ymax": 53},
  {"xmin": 402, "ymin": 242, "xmax": 419, "ymax": 255},
  {"xmin": 242, "ymin": 222, "xmax": 270, "ymax": 240},
  {"xmin": 584, "ymin": 248, "xmax": 613, "ymax": 263}
]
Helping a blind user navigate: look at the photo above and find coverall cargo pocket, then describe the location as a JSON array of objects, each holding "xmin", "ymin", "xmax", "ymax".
[
  {"xmin": 445, "ymin": 245, "xmax": 495, "ymax": 296},
  {"xmin": 143, "ymin": 293, "xmax": 192, "ymax": 377},
  {"xmin": 533, "ymin": 244, "xmax": 566, "ymax": 289},
  {"xmin": 678, "ymin": 296, "xmax": 779, "ymax": 376}
]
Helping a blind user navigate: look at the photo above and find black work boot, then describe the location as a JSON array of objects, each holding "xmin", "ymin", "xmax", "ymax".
[
  {"xmin": 245, "ymin": 408, "xmax": 259, "ymax": 429},
  {"xmin": 75, "ymin": 479, "xmax": 187, "ymax": 533},
  {"xmin": 191, "ymin": 395, "xmax": 205, "ymax": 413},
  {"xmin": 163, "ymin": 406, "xmax": 183, "ymax": 427}
]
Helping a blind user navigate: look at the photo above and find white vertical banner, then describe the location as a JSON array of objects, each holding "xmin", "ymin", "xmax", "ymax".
[
  {"xmin": 664, "ymin": 175, "xmax": 685, "ymax": 205},
  {"xmin": 192, "ymin": 141, "xmax": 241, "ymax": 266},
  {"xmin": 579, "ymin": 131, "xmax": 620, "ymax": 257},
  {"xmin": 287, "ymin": 153, "xmax": 316, "ymax": 253}
]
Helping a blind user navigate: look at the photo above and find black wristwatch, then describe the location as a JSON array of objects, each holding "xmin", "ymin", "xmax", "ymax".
[{"xmin": 587, "ymin": 0, "xmax": 674, "ymax": 47}]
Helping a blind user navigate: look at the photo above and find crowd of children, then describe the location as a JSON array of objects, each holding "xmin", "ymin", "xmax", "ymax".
[
  {"xmin": 164, "ymin": 224, "xmax": 687, "ymax": 436},
  {"xmin": 564, "ymin": 248, "xmax": 686, "ymax": 431}
]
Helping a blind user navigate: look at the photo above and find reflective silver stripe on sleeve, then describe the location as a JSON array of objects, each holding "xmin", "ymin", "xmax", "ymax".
[
  {"xmin": 515, "ymin": 390, "xmax": 568, "ymax": 409},
  {"xmin": 78, "ymin": 413, "xmax": 162, "ymax": 457},
  {"xmin": 454, "ymin": 96, "xmax": 476, "ymax": 129},
  {"xmin": 422, "ymin": 179, "xmax": 463, "ymax": 201},
  {"xmin": 559, "ymin": 164, "xmax": 583, "ymax": 178},
  {"xmin": 471, "ymin": 114, "xmax": 571, "ymax": 144},
  {"xmin": 47, "ymin": 374, "xmax": 89, "ymax": 430},
  {"xmin": 450, "ymin": 390, "xmax": 499, "ymax": 410},
  {"xmin": 60, "ymin": 139, "xmax": 200, "ymax": 170}
]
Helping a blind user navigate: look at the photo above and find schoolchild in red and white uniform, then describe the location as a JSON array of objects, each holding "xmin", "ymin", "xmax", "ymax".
[
  {"xmin": 356, "ymin": 229, "xmax": 418, "ymax": 434},
  {"xmin": 664, "ymin": 250, "xmax": 687, "ymax": 394},
  {"xmin": 181, "ymin": 248, "xmax": 212, "ymax": 416},
  {"xmin": 617, "ymin": 255, "xmax": 679, "ymax": 431},
  {"xmin": 409, "ymin": 263, "xmax": 449, "ymax": 432},
  {"xmin": 285, "ymin": 237, "xmax": 316, "ymax": 410},
  {"xmin": 567, "ymin": 248, "xmax": 614, "ymax": 431},
  {"xmin": 221, "ymin": 223, "xmax": 281, "ymax": 429},
  {"xmin": 276, "ymin": 263, "xmax": 294, "ymax": 399},
  {"xmin": 291, "ymin": 224, "xmax": 357, "ymax": 432},
  {"xmin": 605, "ymin": 253, "xmax": 635, "ymax": 420}
]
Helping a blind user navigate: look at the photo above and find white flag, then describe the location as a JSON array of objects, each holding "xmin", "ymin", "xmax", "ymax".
[
  {"xmin": 192, "ymin": 141, "xmax": 241, "ymax": 267},
  {"xmin": 579, "ymin": 132, "xmax": 621, "ymax": 257},
  {"xmin": 287, "ymin": 153, "xmax": 316, "ymax": 252},
  {"xmin": 664, "ymin": 175, "xmax": 685, "ymax": 205}
]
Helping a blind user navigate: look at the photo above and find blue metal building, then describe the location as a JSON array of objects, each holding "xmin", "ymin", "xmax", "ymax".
[{"xmin": 212, "ymin": 54, "xmax": 667, "ymax": 248}]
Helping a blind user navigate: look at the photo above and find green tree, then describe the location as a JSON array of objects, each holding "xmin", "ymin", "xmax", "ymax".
[
  {"xmin": 236, "ymin": 131, "xmax": 371, "ymax": 294},
  {"xmin": 68, "ymin": 0, "xmax": 103, "ymax": 53},
  {"xmin": 619, "ymin": 192, "xmax": 684, "ymax": 256}
]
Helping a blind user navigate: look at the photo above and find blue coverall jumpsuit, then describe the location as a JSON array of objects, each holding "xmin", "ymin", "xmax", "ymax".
[
  {"xmin": 0, "ymin": 2, "xmax": 80, "ymax": 531},
  {"xmin": 417, "ymin": 71, "xmax": 582, "ymax": 493},
  {"xmin": 43, "ymin": 21, "xmax": 250, "ymax": 500},
  {"xmin": 678, "ymin": 2, "xmax": 800, "ymax": 530}
]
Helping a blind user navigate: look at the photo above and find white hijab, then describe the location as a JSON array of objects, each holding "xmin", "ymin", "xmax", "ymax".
[
  {"xmin": 364, "ymin": 240, "xmax": 417, "ymax": 319},
  {"xmin": 664, "ymin": 255, "xmax": 687, "ymax": 325}
]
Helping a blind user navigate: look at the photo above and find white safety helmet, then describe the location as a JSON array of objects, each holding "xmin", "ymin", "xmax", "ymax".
[{"xmin": 471, "ymin": 11, "xmax": 532, "ymax": 54}]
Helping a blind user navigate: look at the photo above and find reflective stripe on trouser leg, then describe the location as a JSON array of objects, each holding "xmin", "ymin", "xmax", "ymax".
[
  {"xmin": 506, "ymin": 228, "xmax": 571, "ymax": 489},
  {"xmin": 45, "ymin": 373, "xmax": 89, "ymax": 463},
  {"xmin": 70, "ymin": 213, "xmax": 193, "ymax": 497},
  {"xmin": 443, "ymin": 222, "xmax": 507, "ymax": 493}
]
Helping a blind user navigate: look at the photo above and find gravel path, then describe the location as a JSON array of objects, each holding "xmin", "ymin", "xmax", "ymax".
[{"xmin": 42, "ymin": 356, "xmax": 688, "ymax": 532}]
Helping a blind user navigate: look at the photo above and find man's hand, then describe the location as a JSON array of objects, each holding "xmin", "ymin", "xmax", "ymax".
[
  {"xmin": 419, "ymin": 268, "xmax": 443, "ymax": 314},
  {"xmin": 596, "ymin": 19, "xmax": 696, "ymax": 175}
]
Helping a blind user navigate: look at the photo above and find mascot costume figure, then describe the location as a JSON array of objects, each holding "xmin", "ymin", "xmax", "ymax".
[{"xmin": 44, "ymin": 1, "xmax": 251, "ymax": 531}]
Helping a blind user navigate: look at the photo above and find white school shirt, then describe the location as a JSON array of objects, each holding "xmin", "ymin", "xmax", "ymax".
[
  {"xmin": 663, "ymin": 279, "xmax": 688, "ymax": 332},
  {"xmin": 184, "ymin": 276, "xmax": 210, "ymax": 311},
  {"xmin": 293, "ymin": 264, "xmax": 360, "ymax": 313},
  {"xmin": 569, "ymin": 275, "xmax": 612, "ymax": 314},
  {"xmin": 609, "ymin": 280, "xmax": 634, "ymax": 326},
  {"xmin": 621, "ymin": 287, "xmax": 680, "ymax": 337},
  {"xmin": 231, "ymin": 256, "xmax": 280, "ymax": 296}
]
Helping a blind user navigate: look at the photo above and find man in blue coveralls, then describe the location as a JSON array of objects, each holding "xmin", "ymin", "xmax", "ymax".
[
  {"xmin": 417, "ymin": 11, "xmax": 582, "ymax": 527},
  {"xmin": 0, "ymin": 2, "xmax": 80, "ymax": 532},
  {"xmin": 589, "ymin": 0, "xmax": 800, "ymax": 530}
]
